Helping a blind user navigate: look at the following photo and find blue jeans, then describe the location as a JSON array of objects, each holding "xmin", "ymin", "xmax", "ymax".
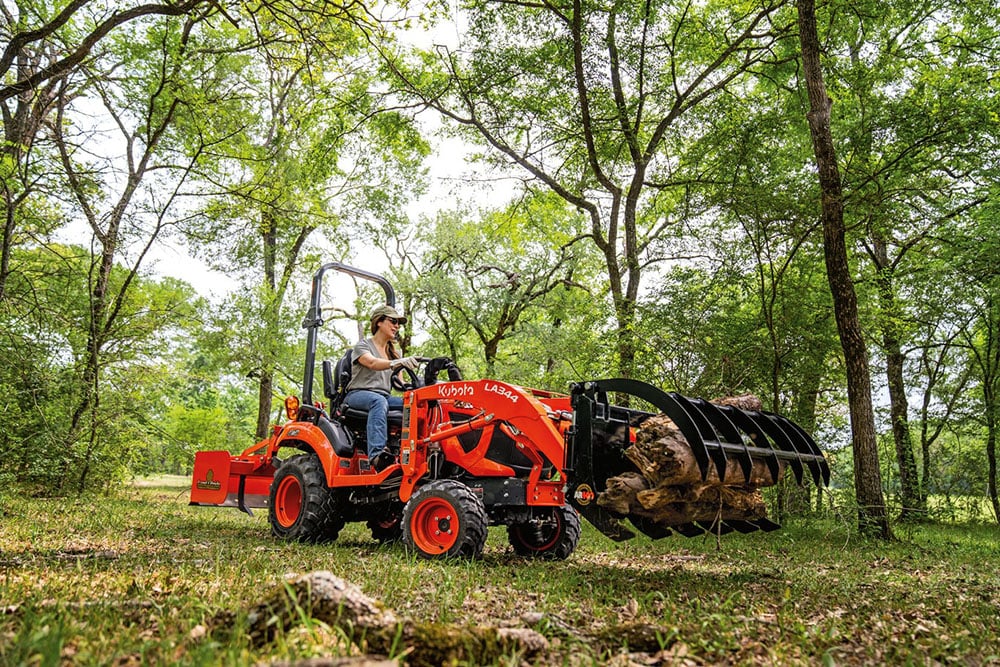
[{"xmin": 343, "ymin": 390, "xmax": 402, "ymax": 458}]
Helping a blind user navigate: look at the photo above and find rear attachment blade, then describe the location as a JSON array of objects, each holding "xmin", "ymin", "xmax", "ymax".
[{"xmin": 190, "ymin": 450, "xmax": 274, "ymax": 515}]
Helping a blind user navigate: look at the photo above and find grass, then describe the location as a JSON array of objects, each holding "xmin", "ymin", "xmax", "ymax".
[{"xmin": 1, "ymin": 479, "xmax": 999, "ymax": 666}]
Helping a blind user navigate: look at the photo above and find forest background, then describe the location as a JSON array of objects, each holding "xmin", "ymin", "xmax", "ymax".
[{"xmin": 1, "ymin": 0, "xmax": 999, "ymax": 540}]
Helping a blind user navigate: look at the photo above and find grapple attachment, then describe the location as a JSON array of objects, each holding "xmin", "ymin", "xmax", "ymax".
[{"xmin": 566, "ymin": 379, "xmax": 829, "ymax": 541}]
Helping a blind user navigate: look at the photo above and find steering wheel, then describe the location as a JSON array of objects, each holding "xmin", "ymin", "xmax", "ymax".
[{"xmin": 390, "ymin": 357, "xmax": 430, "ymax": 392}]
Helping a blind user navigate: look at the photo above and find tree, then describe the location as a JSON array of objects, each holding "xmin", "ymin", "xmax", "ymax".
[
  {"xmin": 954, "ymin": 210, "xmax": 1000, "ymax": 522},
  {"xmin": 797, "ymin": 0, "xmax": 889, "ymax": 538},
  {"xmin": 382, "ymin": 0, "xmax": 802, "ymax": 381},
  {"xmin": 0, "ymin": 245, "xmax": 200, "ymax": 491},
  {"xmin": 185, "ymin": 4, "xmax": 428, "ymax": 439},
  {"xmin": 415, "ymin": 191, "xmax": 596, "ymax": 382},
  {"xmin": 27, "ymin": 4, "xmax": 262, "ymax": 491},
  {"xmin": 0, "ymin": 0, "xmax": 218, "ymax": 300}
]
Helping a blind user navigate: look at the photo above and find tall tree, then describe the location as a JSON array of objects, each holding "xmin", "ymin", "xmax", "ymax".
[
  {"xmin": 0, "ymin": 0, "xmax": 217, "ymax": 300},
  {"xmin": 797, "ymin": 0, "xmax": 889, "ymax": 538},
  {"xmin": 415, "ymin": 191, "xmax": 594, "ymax": 380},
  {"xmin": 48, "ymin": 9, "xmax": 225, "ymax": 491},
  {"xmin": 382, "ymin": 0, "xmax": 800, "ymax": 381},
  {"xmin": 187, "ymin": 4, "xmax": 427, "ymax": 439}
]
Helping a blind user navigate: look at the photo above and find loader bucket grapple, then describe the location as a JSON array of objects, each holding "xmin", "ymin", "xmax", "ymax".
[
  {"xmin": 564, "ymin": 379, "xmax": 830, "ymax": 541},
  {"xmin": 190, "ymin": 261, "xmax": 830, "ymax": 560}
]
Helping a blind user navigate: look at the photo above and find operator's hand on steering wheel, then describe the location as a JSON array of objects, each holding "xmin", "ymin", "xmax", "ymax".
[
  {"xmin": 389, "ymin": 356, "xmax": 427, "ymax": 391},
  {"xmin": 390, "ymin": 356, "xmax": 420, "ymax": 371}
]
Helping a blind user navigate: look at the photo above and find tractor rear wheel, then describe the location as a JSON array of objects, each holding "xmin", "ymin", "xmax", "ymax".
[
  {"xmin": 402, "ymin": 480, "xmax": 488, "ymax": 559},
  {"xmin": 268, "ymin": 453, "xmax": 344, "ymax": 542},
  {"xmin": 507, "ymin": 505, "xmax": 581, "ymax": 560}
]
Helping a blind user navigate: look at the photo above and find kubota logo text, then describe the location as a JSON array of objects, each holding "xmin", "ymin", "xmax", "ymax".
[
  {"xmin": 438, "ymin": 383, "xmax": 475, "ymax": 398},
  {"xmin": 484, "ymin": 382, "xmax": 518, "ymax": 403}
]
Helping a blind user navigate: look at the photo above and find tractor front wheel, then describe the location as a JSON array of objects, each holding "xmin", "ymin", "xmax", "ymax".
[
  {"xmin": 507, "ymin": 505, "xmax": 581, "ymax": 560},
  {"xmin": 268, "ymin": 453, "xmax": 344, "ymax": 542},
  {"xmin": 402, "ymin": 480, "xmax": 488, "ymax": 559}
]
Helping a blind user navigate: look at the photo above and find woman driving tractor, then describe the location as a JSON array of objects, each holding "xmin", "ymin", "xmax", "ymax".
[{"xmin": 342, "ymin": 305, "xmax": 420, "ymax": 471}]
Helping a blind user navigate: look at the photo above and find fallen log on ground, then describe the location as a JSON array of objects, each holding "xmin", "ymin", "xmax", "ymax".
[
  {"xmin": 212, "ymin": 571, "xmax": 548, "ymax": 666},
  {"xmin": 208, "ymin": 571, "xmax": 681, "ymax": 664}
]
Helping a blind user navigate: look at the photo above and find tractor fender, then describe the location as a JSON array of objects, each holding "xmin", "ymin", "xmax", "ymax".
[{"xmin": 271, "ymin": 421, "xmax": 343, "ymax": 485}]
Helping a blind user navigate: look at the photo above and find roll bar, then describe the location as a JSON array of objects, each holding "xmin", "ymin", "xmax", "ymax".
[{"xmin": 301, "ymin": 262, "xmax": 396, "ymax": 403}]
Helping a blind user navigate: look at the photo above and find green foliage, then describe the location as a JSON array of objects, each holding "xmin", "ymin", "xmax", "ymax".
[
  {"xmin": 412, "ymin": 191, "xmax": 607, "ymax": 388},
  {"xmin": 0, "ymin": 245, "xmax": 214, "ymax": 491}
]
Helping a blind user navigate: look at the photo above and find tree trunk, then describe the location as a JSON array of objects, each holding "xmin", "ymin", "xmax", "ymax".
[
  {"xmin": 256, "ymin": 370, "xmax": 275, "ymax": 441},
  {"xmin": 797, "ymin": 0, "xmax": 890, "ymax": 538},
  {"xmin": 987, "ymin": 409, "xmax": 999, "ymax": 523},
  {"xmin": 872, "ymin": 237, "xmax": 924, "ymax": 518},
  {"xmin": 256, "ymin": 209, "xmax": 279, "ymax": 440},
  {"xmin": 985, "ymin": 343, "xmax": 1000, "ymax": 522}
]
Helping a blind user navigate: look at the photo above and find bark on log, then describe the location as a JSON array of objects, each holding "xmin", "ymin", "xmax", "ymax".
[
  {"xmin": 218, "ymin": 571, "xmax": 548, "ymax": 666},
  {"xmin": 626, "ymin": 415, "xmax": 784, "ymax": 487}
]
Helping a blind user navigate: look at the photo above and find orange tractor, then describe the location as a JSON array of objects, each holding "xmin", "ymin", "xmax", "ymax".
[{"xmin": 191, "ymin": 263, "xmax": 829, "ymax": 559}]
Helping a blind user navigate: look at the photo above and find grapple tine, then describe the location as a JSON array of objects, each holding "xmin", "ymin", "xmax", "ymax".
[
  {"xmin": 671, "ymin": 393, "xmax": 728, "ymax": 482},
  {"xmin": 763, "ymin": 412, "xmax": 824, "ymax": 486},
  {"xmin": 747, "ymin": 411, "xmax": 807, "ymax": 484},
  {"xmin": 672, "ymin": 522, "xmax": 706, "ymax": 537},
  {"xmin": 726, "ymin": 520, "xmax": 762, "ymax": 534},
  {"xmin": 692, "ymin": 398, "xmax": 754, "ymax": 483},
  {"xmin": 575, "ymin": 504, "xmax": 636, "ymax": 542},
  {"xmin": 750, "ymin": 517, "xmax": 782, "ymax": 532},
  {"xmin": 779, "ymin": 417, "xmax": 832, "ymax": 486},
  {"xmin": 717, "ymin": 405, "xmax": 781, "ymax": 484},
  {"xmin": 629, "ymin": 516, "xmax": 673, "ymax": 539}
]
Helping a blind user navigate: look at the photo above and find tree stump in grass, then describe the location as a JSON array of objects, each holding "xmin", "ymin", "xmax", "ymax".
[{"xmin": 226, "ymin": 571, "xmax": 548, "ymax": 666}]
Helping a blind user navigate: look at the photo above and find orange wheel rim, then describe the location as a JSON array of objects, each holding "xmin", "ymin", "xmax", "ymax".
[
  {"xmin": 275, "ymin": 476, "xmax": 302, "ymax": 528},
  {"xmin": 411, "ymin": 497, "xmax": 459, "ymax": 553}
]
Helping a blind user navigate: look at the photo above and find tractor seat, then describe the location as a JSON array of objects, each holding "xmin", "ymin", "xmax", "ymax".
[{"xmin": 323, "ymin": 351, "xmax": 403, "ymax": 428}]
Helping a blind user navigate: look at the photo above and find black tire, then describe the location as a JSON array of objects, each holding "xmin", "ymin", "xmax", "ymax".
[
  {"xmin": 268, "ymin": 453, "xmax": 344, "ymax": 543},
  {"xmin": 507, "ymin": 505, "xmax": 581, "ymax": 560},
  {"xmin": 368, "ymin": 508, "xmax": 404, "ymax": 544},
  {"xmin": 402, "ymin": 480, "xmax": 488, "ymax": 559}
]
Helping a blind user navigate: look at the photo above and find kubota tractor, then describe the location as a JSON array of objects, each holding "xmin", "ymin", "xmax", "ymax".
[{"xmin": 190, "ymin": 263, "xmax": 829, "ymax": 559}]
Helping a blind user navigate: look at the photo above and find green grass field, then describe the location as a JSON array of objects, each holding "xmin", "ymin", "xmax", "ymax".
[{"xmin": 2, "ymin": 478, "xmax": 999, "ymax": 665}]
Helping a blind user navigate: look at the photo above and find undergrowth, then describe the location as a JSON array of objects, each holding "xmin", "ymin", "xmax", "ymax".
[{"xmin": 1, "ymin": 479, "xmax": 998, "ymax": 665}]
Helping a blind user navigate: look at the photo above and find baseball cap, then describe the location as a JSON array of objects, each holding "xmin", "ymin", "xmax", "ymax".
[{"xmin": 370, "ymin": 304, "xmax": 407, "ymax": 325}]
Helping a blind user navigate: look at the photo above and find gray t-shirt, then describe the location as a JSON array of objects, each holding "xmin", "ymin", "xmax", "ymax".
[{"xmin": 346, "ymin": 338, "xmax": 392, "ymax": 394}]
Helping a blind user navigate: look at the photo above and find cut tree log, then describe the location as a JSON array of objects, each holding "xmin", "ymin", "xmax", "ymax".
[
  {"xmin": 208, "ymin": 571, "xmax": 683, "ymax": 663},
  {"xmin": 597, "ymin": 397, "xmax": 783, "ymax": 530}
]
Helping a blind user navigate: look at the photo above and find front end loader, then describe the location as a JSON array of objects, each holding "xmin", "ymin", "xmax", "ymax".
[{"xmin": 190, "ymin": 262, "xmax": 829, "ymax": 559}]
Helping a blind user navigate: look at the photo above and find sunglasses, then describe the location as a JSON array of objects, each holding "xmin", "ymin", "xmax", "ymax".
[{"xmin": 383, "ymin": 317, "xmax": 400, "ymax": 326}]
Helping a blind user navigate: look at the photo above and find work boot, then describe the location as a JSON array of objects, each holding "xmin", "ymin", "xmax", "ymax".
[{"xmin": 371, "ymin": 451, "xmax": 396, "ymax": 472}]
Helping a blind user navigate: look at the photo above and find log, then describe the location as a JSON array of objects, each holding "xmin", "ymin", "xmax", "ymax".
[
  {"xmin": 217, "ymin": 571, "xmax": 548, "ymax": 666},
  {"xmin": 212, "ymin": 572, "xmax": 682, "ymax": 663},
  {"xmin": 628, "ymin": 415, "xmax": 784, "ymax": 487},
  {"xmin": 597, "ymin": 397, "xmax": 781, "ymax": 530}
]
